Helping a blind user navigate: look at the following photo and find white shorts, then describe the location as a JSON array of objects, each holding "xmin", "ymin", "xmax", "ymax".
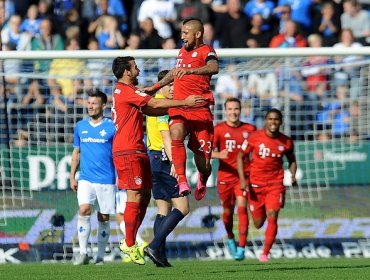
[
  {"xmin": 77, "ymin": 180, "xmax": 116, "ymax": 215},
  {"xmin": 116, "ymin": 189, "xmax": 127, "ymax": 214}
]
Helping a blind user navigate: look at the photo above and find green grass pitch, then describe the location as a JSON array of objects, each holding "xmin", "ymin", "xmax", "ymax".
[{"xmin": 1, "ymin": 258, "xmax": 369, "ymax": 280}]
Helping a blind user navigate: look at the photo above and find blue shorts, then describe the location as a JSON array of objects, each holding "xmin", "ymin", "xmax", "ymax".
[{"xmin": 149, "ymin": 150, "xmax": 179, "ymax": 200}]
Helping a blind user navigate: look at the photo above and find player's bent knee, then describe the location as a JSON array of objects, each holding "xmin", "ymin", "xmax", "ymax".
[{"xmin": 253, "ymin": 218, "xmax": 265, "ymax": 229}]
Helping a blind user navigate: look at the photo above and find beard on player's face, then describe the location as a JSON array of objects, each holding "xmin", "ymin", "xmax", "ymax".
[
  {"xmin": 88, "ymin": 110, "xmax": 103, "ymax": 120},
  {"xmin": 133, "ymin": 77, "xmax": 138, "ymax": 85}
]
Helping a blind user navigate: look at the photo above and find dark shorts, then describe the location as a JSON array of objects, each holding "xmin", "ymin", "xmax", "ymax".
[{"xmin": 149, "ymin": 150, "xmax": 179, "ymax": 200}]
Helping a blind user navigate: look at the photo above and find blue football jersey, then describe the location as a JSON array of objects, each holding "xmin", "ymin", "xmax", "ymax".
[{"xmin": 73, "ymin": 117, "xmax": 116, "ymax": 184}]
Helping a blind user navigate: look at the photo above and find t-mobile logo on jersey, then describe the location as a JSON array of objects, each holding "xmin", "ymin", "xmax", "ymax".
[
  {"xmin": 225, "ymin": 140, "xmax": 236, "ymax": 152},
  {"xmin": 176, "ymin": 59, "xmax": 191, "ymax": 68},
  {"xmin": 258, "ymin": 143, "xmax": 270, "ymax": 158}
]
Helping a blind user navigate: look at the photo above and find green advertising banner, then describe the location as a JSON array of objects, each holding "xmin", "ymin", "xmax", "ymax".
[
  {"xmin": 295, "ymin": 141, "xmax": 370, "ymax": 185},
  {"xmin": 0, "ymin": 141, "xmax": 369, "ymax": 191}
]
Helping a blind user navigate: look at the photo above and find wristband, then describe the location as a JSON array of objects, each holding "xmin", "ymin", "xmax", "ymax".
[{"xmin": 153, "ymin": 82, "xmax": 161, "ymax": 90}]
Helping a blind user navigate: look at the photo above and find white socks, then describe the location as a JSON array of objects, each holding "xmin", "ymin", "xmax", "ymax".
[
  {"xmin": 97, "ymin": 221, "xmax": 110, "ymax": 259},
  {"xmin": 77, "ymin": 215, "xmax": 91, "ymax": 255}
]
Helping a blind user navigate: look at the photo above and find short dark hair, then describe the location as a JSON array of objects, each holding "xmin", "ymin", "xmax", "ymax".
[
  {"xmin": 112, "ymin": 56, "xmax": 135, "ymax": 79},
  {"xmin": 224, "ymin": 97, "xmax": 241, "ymax": 109},
  {"xmin": 265, "ymin": 108, "xmax": 283, "ymax": 120},
  {"xmin": 158, "ymin": 69, "xmax": 170, "ymax": 81},
  {"xmin": 88, "ymin": 88, "xmax": 107, "ymax": 104},
  {"xmin": 183, "ymin": 18, "xmax": 204, "ymax": 33}
]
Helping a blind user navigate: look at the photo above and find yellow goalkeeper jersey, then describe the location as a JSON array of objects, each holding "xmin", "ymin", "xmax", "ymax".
[{"xmin": 146, "ymin": 93, "xmax": 169, "ymax": 151}]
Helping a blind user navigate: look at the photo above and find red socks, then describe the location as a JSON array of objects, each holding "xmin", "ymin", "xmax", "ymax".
[
  {"xmin": 171, "ymin": 139, "xmax": 187, "ymax": 183},
  {"xmin": 237, "ymin": 206, "xmax": 249, "ymax": 247},
  {"xmin": 263, "ymin": 217, "xmax": 278, "ymax": 255},
  {"xmin": 222, "ymin": 210, "xmax": 234, "ymax": 239},
  {"xmin": 124, "ymin": 201, "xmax": 140, "ymax": 247}
]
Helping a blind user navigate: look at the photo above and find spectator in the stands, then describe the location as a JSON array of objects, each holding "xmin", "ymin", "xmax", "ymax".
[
  {"xmin": 1, "ymin": 14, "xmax": 23, "ymax": 49},
  {"xmin": 19, "ymin": 4, "xmax": 41, "ymax": 36},
  {"xmin": 272, "ymin": 4, "xmax": 295, "ymax": 35},
  {"xmin": 139, "ymin": 17, "xmax": 162, "ymax": 49},
  {"xmin": 138, "ymin": 0, "xmax": 177, "ymax": 39},
  {"xmin": 275, "ymin": 0, "xmax": 312, "ymax": 36},
  {"xmin": 301, "ymin": 34, "xmax": 329, "ymax": 92},
  {"xmin": 341, "ymin": 0, "xmax": 370, "ymax": 45},
  {"xmin": 96, "ymin": 15, "xmax": 125, "ymax": 50},
  {"xmin": 203, "ymin": 22, "xmax": 221, "ymax": 49},
  {"xmin": 269, "ymin": 19, "xmax": 307, "ymax": 48},
  {"xmin": 245, "ymin": 13, "xmax": 272, "ymax": 48},
  {"xmin": 312, "ymin": 1, "xmax": 341, "ymax": 46},
  {"xmin": 48, "ymin": 38, "xmax": 85, "ymax": 98},
  {"xmin": 38, "ymin": 0, "xmax": 53, "ymax": 19},
  {"xmin": 176, "ymin": 0, "xmax": 211, "ymax": 30},
  {"xmin": 30, "ymin": 17, "xmax": 64, "ymax": 75},
  {"xmin": 62, "ymin": 8, "xmax": 89, "ymax": 49},
  {"xmin": 214, "ymin": 0, "xmax": 249, "ymax": 48},
  {"xmin": 332, "ymin": 28, "xmax": 363, "ymax": 96},
  {"xmin": 244, "ymin": 0, "xmax": 275, "ymax": 31}
]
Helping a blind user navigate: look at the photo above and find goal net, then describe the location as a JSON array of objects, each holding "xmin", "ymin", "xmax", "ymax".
[{"xmin": 0, "ymin": 49, "xmax": 369, "ymax": 260}]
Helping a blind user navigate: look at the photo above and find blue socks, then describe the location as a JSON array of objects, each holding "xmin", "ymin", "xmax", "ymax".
[{"xmin": 151, "ymin": 208, "xmax": 184, "ymax": 251}]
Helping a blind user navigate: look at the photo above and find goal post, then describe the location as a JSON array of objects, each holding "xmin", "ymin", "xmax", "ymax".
[{"xmin": 0, "ymin": 48, "xmax": 369, "ymax": 260}]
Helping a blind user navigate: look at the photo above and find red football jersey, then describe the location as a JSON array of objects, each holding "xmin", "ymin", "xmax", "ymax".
[
  {"xmin": 173, "ymin": 44, "xmax": 218, "ymax": 107},
  {"xmin": 244, "ymin": 129, "xmax": 295, "ymax": 186},
  {"xmin": 111, "ymin": 82, "xmax": 152, "ymax": 155},
  {"xmin": 214, "ymin": 122, "xmax": 256, "ymax": 183}
]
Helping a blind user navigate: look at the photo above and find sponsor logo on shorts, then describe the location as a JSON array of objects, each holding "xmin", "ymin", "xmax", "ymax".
[{"xmin": 134, "ymin": 176, "xmax": 142, "ymax": 185}]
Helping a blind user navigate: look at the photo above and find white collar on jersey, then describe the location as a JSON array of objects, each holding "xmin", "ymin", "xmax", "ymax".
[{"xmin": 89, "ymin": 118, "xmax": 104, "ymax": 127}]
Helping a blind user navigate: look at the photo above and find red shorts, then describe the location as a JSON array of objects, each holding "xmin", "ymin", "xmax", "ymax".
[
  {"xmin": 247, "ymin": 184, "xmax": 286, "ymax": 219},
  {"xmin": 217, "ymin": 180, "xmax": 247, "ymax": 208},
  {"xmin": 169, "ymin": 107, "xmax": 214, "ymax": 159},
  {"xmin": 113, "ymin": 153, "xmax": 152, "ymax": 190}
]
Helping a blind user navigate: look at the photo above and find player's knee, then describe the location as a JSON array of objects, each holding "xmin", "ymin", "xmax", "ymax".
[
  {"xmin": 253, "ymin": 218, "xmax": 265, "ymax": 229},
  {"xmin": 266, "ymin": 209, "xmax": 279, "ymax": 218},
  {"xmin": 79, "ymin": 205, "xmax": 92, "ymax": 216},
  {"xmin": 97, "ymin": 212, "xmax": 110, "ymax": 222}
]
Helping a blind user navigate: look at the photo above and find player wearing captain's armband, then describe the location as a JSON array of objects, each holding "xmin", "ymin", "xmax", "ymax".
[
  {"xmin": 237, "ymin": 108, "xmax": 297, "ymax": 263},
  {"xmin": 111, "ymin": 56, "xmax": 205, "ymax": 265},
  {"xmin": 144, "ymin": 17, "xmax": 219, "ymax": 201}
]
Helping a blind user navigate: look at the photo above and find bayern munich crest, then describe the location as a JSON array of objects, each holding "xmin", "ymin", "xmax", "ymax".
[{"xmin": 134, "ymin": 176, "xmax": 142, "ymax": 185}]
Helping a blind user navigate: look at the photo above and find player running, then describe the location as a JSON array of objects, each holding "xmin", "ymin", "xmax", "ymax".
[
  {"xmin": 237, "ymin": 108, "xmax": 297, "ymax": 263},
  {"xmin": 213, "ymin": 97, "xmax": 256, "ymax": 260}
]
